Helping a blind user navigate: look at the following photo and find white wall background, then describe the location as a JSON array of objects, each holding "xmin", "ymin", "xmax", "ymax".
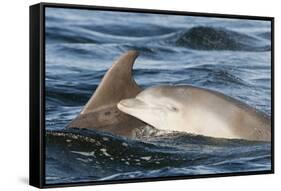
[{"xmin": 0, "ymin": 0, "xmax": 279, "ymax": 190}]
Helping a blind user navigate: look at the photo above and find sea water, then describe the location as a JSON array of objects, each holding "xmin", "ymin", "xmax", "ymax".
[{"xmin": 45, "ymin": 8, "xmax": 271, "ymax": 184}]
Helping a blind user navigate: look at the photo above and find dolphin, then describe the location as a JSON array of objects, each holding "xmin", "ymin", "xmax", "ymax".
[
  {"xmin": 67, "ymin": 51, "xmax": 146, "ymax": 137},
  {"xmin": 118, "ymin": 85, "xmax": 271, "ymax": 141}
]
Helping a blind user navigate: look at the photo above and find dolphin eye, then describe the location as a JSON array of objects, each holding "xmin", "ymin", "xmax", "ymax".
[
  {"xmin": 167, "ymin": 105, "xmax": 178, "ymax": 112},
  {"xmin": 171, "ymin": 106, "xmax": 178, "ymax": 111}
]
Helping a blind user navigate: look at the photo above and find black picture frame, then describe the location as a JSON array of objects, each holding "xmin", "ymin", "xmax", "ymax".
[{"xmin": 29, "ymin": 2, "xmax": 274, "ymax": 188}]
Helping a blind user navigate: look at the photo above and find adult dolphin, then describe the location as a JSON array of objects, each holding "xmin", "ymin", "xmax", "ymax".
[
  {"xmin": 67, "ymin": 51, "xmax": 146, "ymax": 137},
  {"xmin": 118, "ymin": 85, "xmax": 271, "ymax": 141}
]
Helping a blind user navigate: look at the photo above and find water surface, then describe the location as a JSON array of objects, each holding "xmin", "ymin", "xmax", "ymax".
[{"xmin": 45, "ymin": 8, "xmax": 272, "ymax": 184}]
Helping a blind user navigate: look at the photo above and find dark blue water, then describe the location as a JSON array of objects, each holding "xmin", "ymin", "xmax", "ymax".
[{"xmin": 45, "ymin": 8, "xmax": 272, "ymax": 184}]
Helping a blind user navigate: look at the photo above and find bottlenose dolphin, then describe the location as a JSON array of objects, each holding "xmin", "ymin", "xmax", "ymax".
[
  {"xmin": 118, "ymin": 85, "xmax": 271, "ymax": 141},
  {"xmin": 67, "ymin": 51, "xmax": 146, "ymax": 137}
]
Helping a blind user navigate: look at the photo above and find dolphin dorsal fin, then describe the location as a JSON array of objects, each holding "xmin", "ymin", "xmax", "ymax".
[{"xmin": 81, "ymin": 50, "xmax": 142, "ymax": 114}]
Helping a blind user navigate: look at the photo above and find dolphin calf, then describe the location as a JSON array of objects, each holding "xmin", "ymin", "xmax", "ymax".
[
  {"xmin": 67, "ymin": 51, "xmax": 146, "ymax": 137},
  {"xmin": 118, "ymin": 85, "xmax": 271, "ymax": 141}
]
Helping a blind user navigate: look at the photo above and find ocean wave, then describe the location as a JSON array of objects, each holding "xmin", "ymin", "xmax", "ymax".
[
  {"xmin": 171, "ymin": 66, "xmax": 251, "ymax": 88},
  {"xmin": 46, "ymin": 128, "xmax": 270, "ymax": 183},
  {"xmin": 257, "ymin": 31, "xmax": 271, "ymax": 40},
  {"xmin": 46, "ymin": 22, "xmax": 270, "ymax": 52},
  {"xmin": 80, "ymin": 23, "xmax": 176, "ymax": 38},
  {"xmin": 46, "ymin": 24, "xmax": 177, "ymax": 45},
  {"xmin": 46, "ymin": 26, "xmax": 97, "ymax": 44},
  {"xmin": 175, "ymin": 26, "xmax": 270, "ymax": 51}
]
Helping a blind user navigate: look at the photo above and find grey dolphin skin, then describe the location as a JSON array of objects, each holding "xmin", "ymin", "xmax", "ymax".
[
  {"xmin": 67, "ymin": 51, "xmax": 146, "ymax": 137},
  {"xmin": 118, "ymin": 85, "xmax": 271, "ymax": 142},
  {"xmin": 68, "ymin": 50, "xmax": 271, "ymax": 142}
]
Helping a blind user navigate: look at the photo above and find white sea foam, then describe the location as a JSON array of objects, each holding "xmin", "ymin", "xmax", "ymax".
[
  {"xmin": 140, "ymin": 156, "xmax": 152, "ymax": 161},
  {"xmin": 76, "ymin": 158, "xmax": 90, "ymax": 163},
  {"xmin": 102, "ymin": 137, "xmax": 109, "ymax": 141},
  {"xmin": 71, "ymin": 151, "xmax": 95, "ymax": 157},
  {"xmin": 100, "ymin": 148, "xmax": 111, "ymax": 157}
]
